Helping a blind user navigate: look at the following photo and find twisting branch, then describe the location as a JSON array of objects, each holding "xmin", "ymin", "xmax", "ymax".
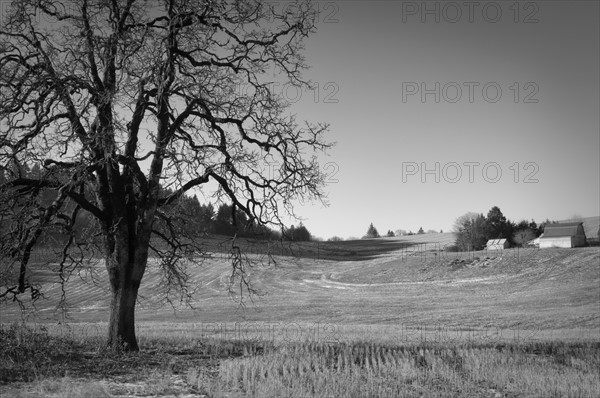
[{"xmin": 226, "ymin": 235, "xmax": 259, "ymax": 309}]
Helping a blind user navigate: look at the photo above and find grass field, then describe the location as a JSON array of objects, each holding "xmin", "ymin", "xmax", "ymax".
[{"xmin": 1, "ymin": 233, "xmax": 599, "ymax": 397}]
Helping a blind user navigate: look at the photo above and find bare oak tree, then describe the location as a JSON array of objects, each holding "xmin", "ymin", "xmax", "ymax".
[{"xmin": 0, "ymin": 0, "xmax": 331, "ymax": 351}]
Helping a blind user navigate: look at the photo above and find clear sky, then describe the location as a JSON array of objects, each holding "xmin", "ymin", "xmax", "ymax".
[
  {"xmin": 283, "ymin": 0, "xmax": 599, "ymax": 239},
  {"xmin": 8, "ymin": 1, "xmax": 596, "ymax": 241}
]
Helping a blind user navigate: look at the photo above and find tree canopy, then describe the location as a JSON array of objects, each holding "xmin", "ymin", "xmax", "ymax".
[
  {"xmin": 453, "ymin": 212, "xmax": 488, "ymax": 251},
  {"xmin": 486, "ymin": 206, "xmax": 509, "ymax": 239}
]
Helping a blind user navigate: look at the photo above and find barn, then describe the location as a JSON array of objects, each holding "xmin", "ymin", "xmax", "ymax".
[
  {"xmin": 486, "ymin": 239, "xmax": 510, "ymax": 251},
  {"xmin": 539, "ymin": 222, "xmax": 587, "ymax": 248}
]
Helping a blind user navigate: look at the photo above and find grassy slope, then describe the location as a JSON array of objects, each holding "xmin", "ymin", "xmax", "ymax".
[
  {"xmin": 1, "ymin": 235, "xmax": 599, "ymax": 397},
  {"xmin": 2, "ymin": 234, "xmax": 598, "ymax": 344}
]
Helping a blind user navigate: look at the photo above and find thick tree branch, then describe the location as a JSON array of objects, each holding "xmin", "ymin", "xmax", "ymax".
[{"xmin": 157, "ymin": 170, "xmax": 211, "ymax": 207}]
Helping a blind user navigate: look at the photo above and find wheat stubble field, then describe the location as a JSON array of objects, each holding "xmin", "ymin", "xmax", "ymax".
[{"xmin": 1, "ymin": 234, "xmax": 599, "ymax": 397}]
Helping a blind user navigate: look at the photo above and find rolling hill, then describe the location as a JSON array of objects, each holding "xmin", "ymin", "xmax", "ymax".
[{"xmin": 2, "ymin": 233, "xmax": 598, "ymax": 344}]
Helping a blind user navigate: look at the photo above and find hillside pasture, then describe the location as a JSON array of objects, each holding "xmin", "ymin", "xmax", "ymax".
[{"xmin": 1, "ymin": 235, "xmax": 599, "ymax": 397}]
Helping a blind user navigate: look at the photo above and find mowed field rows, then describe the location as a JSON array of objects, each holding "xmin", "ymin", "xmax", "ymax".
[
  {"xmin": 2, "ymin": 236, "xmax": 598, "ymax": 343},
  {"xmin": 1, "ymin": 236, "xmax": 599, "ymax": 397}
]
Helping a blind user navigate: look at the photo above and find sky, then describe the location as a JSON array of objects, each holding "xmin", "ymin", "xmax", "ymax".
[
  {"xmin": 283, "ymin": 0, "xmax": 600, "ymax": 239},
  {"xmin": 4, "ymin": 1, "xmax": 597, "ymax": 241}
]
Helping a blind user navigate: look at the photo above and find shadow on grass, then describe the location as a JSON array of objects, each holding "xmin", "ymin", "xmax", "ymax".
[
  {"xmin": 180, "ymin": 236, "xmax": 422, "ymax": 263},
  {"xmin": 313, "ymin": 239, "xmax": 420, "ymax": 261},
  {"xmin": 0, "ymin": 324, "xmax": 241, "ymax": 383}
]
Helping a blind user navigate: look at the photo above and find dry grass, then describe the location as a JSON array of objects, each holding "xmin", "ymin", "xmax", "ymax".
[
  {"xmin": 13, "ymin": 378, "xmax": 111, "ymax": 398},
  {"xmin": 1, "ymin": 240, "xmax": 598, "ymax": 396},
  {"xmin": 2, "ymin": 324, "xmax": 598, "ymax": 397},
  {"xmin": 210, "ymin": 341, "xmax": 600, "ymax": 397}
]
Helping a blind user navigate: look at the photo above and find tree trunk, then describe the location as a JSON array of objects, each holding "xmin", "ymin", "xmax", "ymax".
[
  {"xmin": 107, "ymin": 275, "xmax": 141, "ymax": 351},
  {"xmin": 103, "ymin": 189, "xmax": 152, "ymax": 351}
]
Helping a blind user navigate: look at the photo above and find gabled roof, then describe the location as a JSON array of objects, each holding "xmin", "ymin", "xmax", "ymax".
[
  {"xmin": 487, "ymin": 239, "xmax": 506, "ymax": 245},
  {"xmin": 541, "ymin": 222, "xmax": 584, "ymax": 238}
]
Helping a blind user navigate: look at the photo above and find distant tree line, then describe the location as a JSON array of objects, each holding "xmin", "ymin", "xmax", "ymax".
[
  {"xmin": 325, "ymin": 208, "xmax": 562, "ymax": 246},
  {"xmin": 0, "ymin": 164, "xmax": 313, "ymax": 249},
  {"xmin": 392, "ymin": 228, "xmax": 443, "ymax": 237},
  {"xmin": 154, "ymin": 194, "xmax": 312, "ymax": 241},
  {"xmin": 453, "ymin": 206, "xmax": 558, "ymax": 251}
]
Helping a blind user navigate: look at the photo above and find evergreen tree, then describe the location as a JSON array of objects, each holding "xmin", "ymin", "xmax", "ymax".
[
  {"xmin": 295, "ymin": 222, "xmax": 311, "ymax": 241},
  {"xmin": 528, "ymin": 219, "xmax": 541, "ymax": 237},
  {"xmin": 417, "ymin": 227, "xmax": 425, "ymax": 234},
  {"xmin": 364, "ymin": 223, "xmax": 380, "ymax": 238},
  {"xmin": 486, "ymin": 206, "xmax": 508, "ymax": 239},
  {"xmin": 284, "ymin": 222, "xmax": 311, "ymax": 241},
  {"xmin": 199, "ymin": 203, "xmax": 216, "ymax": 234},
  {"xmin": 515, "ymin": 219, "xmax": 529, "ymax": 231},
  {"xmin": 215, "ymin": 204, "xmax": 234, "ymax": 236}
]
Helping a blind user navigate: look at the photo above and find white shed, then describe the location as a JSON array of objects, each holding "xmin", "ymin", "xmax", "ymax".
[
  {"xmin": 539, "ymin": 222, "xmax": 587, "ymax": 248},
  {"xmin": 486, "ymin": 239, "xmax": 510, "ymax": 251}
]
